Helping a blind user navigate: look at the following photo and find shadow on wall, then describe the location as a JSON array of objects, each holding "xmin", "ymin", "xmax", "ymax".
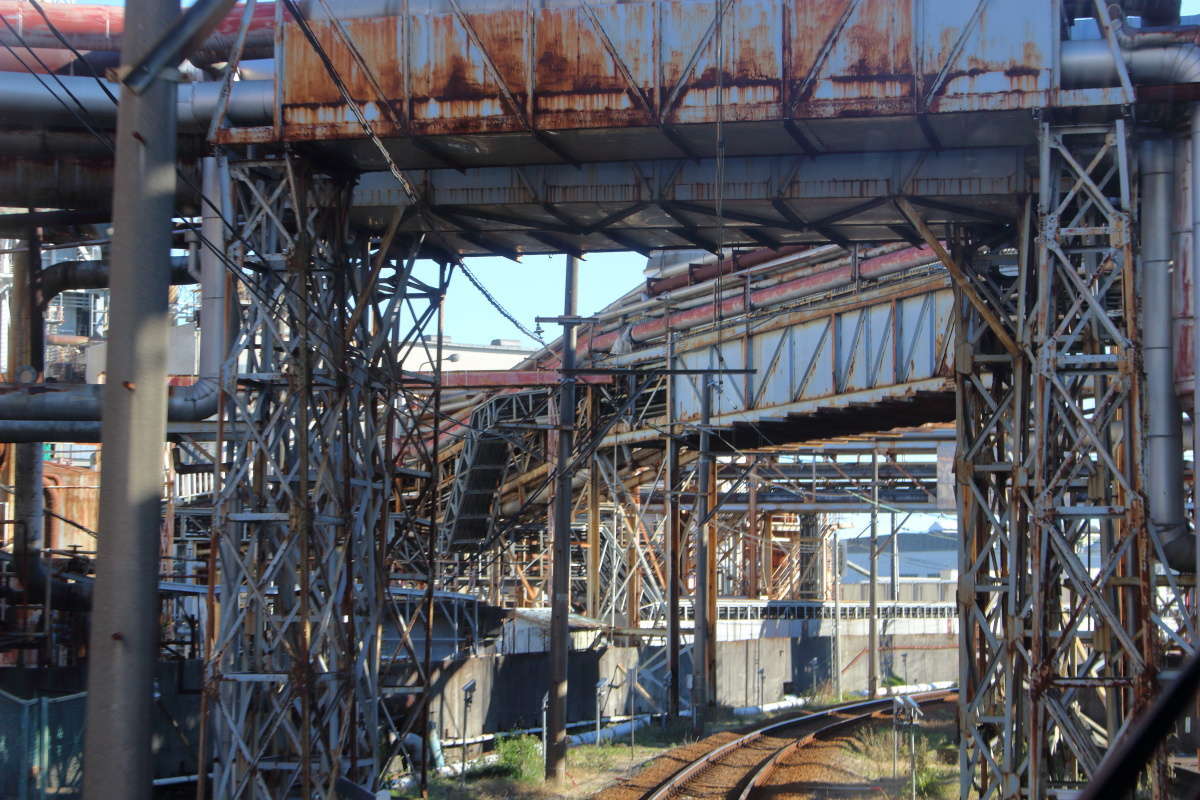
[{"xmin": 0, "ymin": 660, "xmax": 203, "ymax": 786}]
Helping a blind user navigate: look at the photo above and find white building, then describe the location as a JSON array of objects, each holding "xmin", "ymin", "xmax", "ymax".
[{"xmin": 402, "ymin": 337, "xmax": 534, "ymax": 372}]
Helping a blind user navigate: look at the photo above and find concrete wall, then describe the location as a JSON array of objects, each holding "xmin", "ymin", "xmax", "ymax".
[
  {"xmin": 430, "ymin": 647, "xmax": 643, "ymax": 742},
  {"xmin": 433, "ymin": 628, "xmax": 958, "ymax": 741}
]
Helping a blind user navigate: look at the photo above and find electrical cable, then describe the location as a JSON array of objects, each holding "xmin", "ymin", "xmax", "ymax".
[
  {"xmin": 24, "ymin": 0, "xmax": 119, "ymax": 104},
  {"xmin": 458, "ymin": 262, "xmax": 546, "ymax": 346}
]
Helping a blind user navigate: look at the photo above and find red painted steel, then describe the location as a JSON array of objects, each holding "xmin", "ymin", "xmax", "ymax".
[
  {"xmin": 646, "ymin": 246, "xmax": 808, "ymax": 296},
  {"xmin": 550, "ymin": 243, "xmax": 939, "ymax": 363},
  {"xmin": 0, "ymin": 1, "xmax": 279, "ymax": 53}
]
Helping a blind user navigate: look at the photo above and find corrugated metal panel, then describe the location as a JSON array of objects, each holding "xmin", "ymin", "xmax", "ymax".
[{"xmin": 263, "ymin": 0, "xmax": 1055, "ymax": 144}]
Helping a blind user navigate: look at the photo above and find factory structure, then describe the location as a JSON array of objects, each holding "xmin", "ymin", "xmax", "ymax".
[{"xmin": 0, "ymin": 0, "xmax": 1197, "ymax": 797}]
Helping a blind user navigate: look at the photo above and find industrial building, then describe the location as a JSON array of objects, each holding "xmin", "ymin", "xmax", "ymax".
[{"xmin": 0, "ymin": 0, "xmax": 1197, "ymax": 798}]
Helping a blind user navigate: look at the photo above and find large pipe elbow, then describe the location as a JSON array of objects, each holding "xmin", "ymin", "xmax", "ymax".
[
  {"xmin": 1061, "ymin": 39, "xmax": 1200, "ymax": 88},
  {"xmin": 36, "ymin": 257, "xmax": 193, "ymax": 309}
]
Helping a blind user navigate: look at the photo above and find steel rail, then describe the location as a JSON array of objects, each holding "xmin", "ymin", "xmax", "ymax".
[
  {"xmin": 642, "ymin": 691, "xmax": 952, "ymax": 800},
  {"xmin": 735, "ymin": 691, "xmax": 954, "ymax": 800}
]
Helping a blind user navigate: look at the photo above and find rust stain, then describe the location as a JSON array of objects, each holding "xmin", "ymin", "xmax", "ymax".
[
  {"xmin": 274, "ymin": 0, "xmax": 1047, "ymax": 141},
  {"xmin": 42, "ymin": 462, "xmax": 99, "ymax": 552}
]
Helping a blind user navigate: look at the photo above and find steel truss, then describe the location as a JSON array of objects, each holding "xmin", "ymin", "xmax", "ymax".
[
  {"xmin": 200, "ymin": 152, "xmax": 445, "ymax": 798},
  {"xmin": 959, "ymin": 120, "xmax": 1186, "ymax": 799}
]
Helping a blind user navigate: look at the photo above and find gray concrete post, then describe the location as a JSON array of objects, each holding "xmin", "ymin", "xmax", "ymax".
[{"xmin": 81, "ymin": 1, "xmax": 178, "ymax": 796}]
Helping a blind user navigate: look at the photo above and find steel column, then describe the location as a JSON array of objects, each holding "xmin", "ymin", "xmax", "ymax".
[
  {"xmin": 81, "ymin": 1, "xmax": 178, "ymax": 796},
  {"xmin": 691, "ymin": 381, "xmax": 712, "ymax": 733},
  {"xmin": 546, "ymin": 254, "xmax": 578, "ymax": 782},
  {"xmin": 868, "ymin": 447, "xmax": 879, "ymax": 699},
  {"xmin": 666, "ymin": 332, "xmax": 682, "ymax": 719}
]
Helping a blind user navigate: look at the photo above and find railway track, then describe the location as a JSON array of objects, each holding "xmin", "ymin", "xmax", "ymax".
[{"xmin": 626, "ymin": 691, "xmax": 953, "ymax": 800}]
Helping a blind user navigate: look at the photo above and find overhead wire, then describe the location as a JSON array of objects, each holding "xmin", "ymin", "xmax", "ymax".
[
  {"xmin": 24, "ymin": 0, "xmax": 119, "ymax": 104},
  {"xmin": 279, "ymin": 0, "xmax": 542, "ymax": 348},
  {"xmin": 0, "ymin": 12, "xmax": 366, "ymax": 361}
]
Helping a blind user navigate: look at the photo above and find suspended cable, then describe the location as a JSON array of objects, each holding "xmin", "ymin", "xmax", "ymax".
[{"xmin": 458, "ymin": 262, "xmax": 546, "ymax": 346}]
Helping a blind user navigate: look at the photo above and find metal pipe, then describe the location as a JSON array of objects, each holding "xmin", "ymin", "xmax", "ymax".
[
  {"xmin": 545, "ymin": 254, "xmax": 578, "ymax": 782},
  {"xmin": 0, "ymin": 156, "xmax": 229, "ymax": 438},
  {"xmin": 1061, "ymin": 38, "xmax": 1200, "ymax": 87},
  {"xmin": 0, "ymin": 70, "xmax": 273, "ymax": 128},
  {"xmin": 646, "ymin": 245, "xmax": 814, "ymax": 296},
  {"xmin": 36, "ymin": 257, "xmax": 193, "ymax": 309},
  {"xmin": 82, "ymin": 0, "xmax": 178, "ymax": 796},
  {"xmin": 1139, "ymin": 138, "xmax": 1191, "ymax": 571}
]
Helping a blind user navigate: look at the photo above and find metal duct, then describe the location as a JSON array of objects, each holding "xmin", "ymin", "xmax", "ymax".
[
  {"xmin": 0, "ymin": 156, "xmax": 230, "ymax": 438},
  {"xmin": 1140, "ymin": 139, "xmax": 1191, "ymax": 571}
]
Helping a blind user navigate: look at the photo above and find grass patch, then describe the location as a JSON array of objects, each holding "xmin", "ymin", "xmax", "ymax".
[
  {"xmin": 827, "ymin": 707, "xmax": 959, "ymax": 799},
  {"xmin": 496, "ymin": 734, "xmax": 543, "ymax": 783}
]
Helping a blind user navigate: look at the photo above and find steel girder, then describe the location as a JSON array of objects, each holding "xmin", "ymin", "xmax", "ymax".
[
  {"xmin": 201, "ymin": 154, "xmax": 444, "ymax": 798},
  {"xmin": 959, "ymin": 120, "xmax": 1185, "ymax": 799}
]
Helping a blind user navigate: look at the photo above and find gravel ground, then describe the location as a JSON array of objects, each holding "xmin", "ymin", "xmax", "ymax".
[
  {"xmin": 752, "ymin": 702, "xmax": 957, "ymax": 800},
  {"xmin": 592, "ymin": 730, "xmax": 743, "ymax": 800},
  {"xmin": 592, "ymin": 707, "xmax": 902, "ymax": 800}
]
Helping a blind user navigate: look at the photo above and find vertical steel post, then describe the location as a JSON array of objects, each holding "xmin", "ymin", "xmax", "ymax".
[
  {"xmin": 666, "ymin": 334, "xmax": 681, "ymax": 718},
  {"xmin": 10, "ymin": 229, "xmax": 43, "ymax": 613},
  {"xmin": 587, "ymin": 394, "xmax": 601, "ymax": 618},
  {"xmin": 833, "ymin": 539, "xmax": 841, "ymax": 699},
  {"xmin": 691, "ymin": 381, "xmax": 712, "ymax": 733},
  {"xmin": 546, "ymin": 255, "xmax": 578, "ymax": 781},
  {"xmin": 747, "ymin": 458, "xmax": 759, "ymax": 597},
  {"xmin": 890, "ymin": 512, "xmax": 899, "ymax": 602},
  {"xmin": 82, "ymin": 0, "xmax": 178, "ymax": 796},
  {"xmin": 420, "ymin": 263, "xmax": 447, "ymax": 798},
  {"xmin": 1191, "ymin": 109, "xmax": 1200, "ymax": 592},
  {"xmin": 868, "ymin": 447, "xmax": 879, "ymax": 698}
]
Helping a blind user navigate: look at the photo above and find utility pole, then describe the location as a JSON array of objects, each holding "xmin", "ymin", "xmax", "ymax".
[
  {"xmin": 82, "ymin": 1, "xmax": 178, "ymax": 797},
  {"xmin": 546, "ymin": 255, "xmax": 579, "ymax": 782},
  {"xmin": 692, "ymin": 381, "xmax": 712, "ymax": 734},
  {"xmin": 833, "ymin": 538, "xmax": 841, "ymax": 699},
  {"xmin": 666, "ymin": 338, "xmax": 682, "ymax": 718},
  {"xmin": 868, "ymin": 447, "xmax": 879, "ymax": 699},
  {"xmin": 891, "ymin": 511, "xmax": 899, "ymax": 602}
]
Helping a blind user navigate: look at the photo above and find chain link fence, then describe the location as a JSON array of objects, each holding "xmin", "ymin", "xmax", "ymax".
[{"xmin": 0, "ymin": 691, "xmax": 84, "ymax": 799}]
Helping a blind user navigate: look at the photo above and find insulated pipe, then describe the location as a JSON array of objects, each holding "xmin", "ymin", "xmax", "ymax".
[
  {"xmin": 1140, "ymin": 139, "xmax": 1191, "ymax": 571},
  {"xmin": 0, "ymin": 157, "xmax": 229, "ymax": 437},
  {"xmin": 1061, "ymin": 39, "xmax": 1200, "ymax": 87},
  {"xmin": 36, "ymin": 257, "xmax": 193, "ymax": 309},
  {"xmin": 0, "ymin": 71, "xmax": 273, "ymax": 128}
]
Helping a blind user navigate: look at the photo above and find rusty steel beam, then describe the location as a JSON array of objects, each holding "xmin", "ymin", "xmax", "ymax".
[{"xmin": 402, "ymin": 370, "xmax": 612, "ymax": 388}]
